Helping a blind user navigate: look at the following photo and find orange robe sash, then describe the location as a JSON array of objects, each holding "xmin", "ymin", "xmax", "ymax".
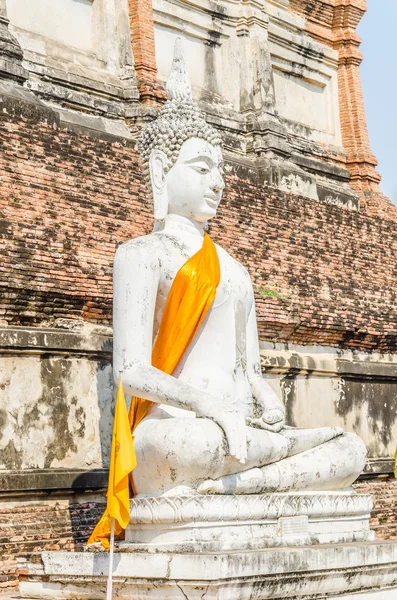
[{"xmin": 87, "ymin": 233, "xmax": 220, "ymax": 549}]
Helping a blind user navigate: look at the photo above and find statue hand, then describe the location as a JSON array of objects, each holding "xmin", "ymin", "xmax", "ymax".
[
  {"xmin": 247, "ymin": 408, "xmax": 285, "ymax": 433},
  {"xmin": 213, "ymin": 410, "xmax": 247, "ymax": 464}
]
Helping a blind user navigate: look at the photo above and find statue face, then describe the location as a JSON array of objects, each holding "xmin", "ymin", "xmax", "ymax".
[{"xmin": 166, "ymin": 138, "xmax": 224, "ymax": 223}]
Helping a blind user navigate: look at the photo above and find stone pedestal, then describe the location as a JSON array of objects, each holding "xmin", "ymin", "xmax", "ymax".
[
  {"xmin": 20, "ymin": 492, "xmax": 397, "ymax": 599},
  {"xmin": 21, "ymin": 541, "xmax": 397, "ymax": 599},
  {"xmin": 126, "ymin": 491, "xmax": 375, "ymax": 551}
]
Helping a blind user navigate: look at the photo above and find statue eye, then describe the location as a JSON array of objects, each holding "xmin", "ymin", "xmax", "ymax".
[{"xmin": 193, "ymin": 165, "xmax": 210, "ymax": 174}]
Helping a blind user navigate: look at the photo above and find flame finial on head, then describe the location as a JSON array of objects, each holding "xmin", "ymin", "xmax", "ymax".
[
  {"xmin": 166, "ymin": 37, "xmax": 193, "ymax": 102},
  {"xmin": 139, "ymin": 37, "xmax": 222, "ymax": 182}
]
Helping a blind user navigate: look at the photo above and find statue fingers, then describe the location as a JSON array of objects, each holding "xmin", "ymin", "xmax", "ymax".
[
  {"xmin": 228, "ymin": 426, "xmax": 246, "ymax": 463},
  {"xmin": 266, "ymin": 421, "xmax": 284, "ymax": 433},
  {"xmin": 262, "ymin": 408, "xmax": 285, "ymax": 424},
  {"xmin": 236, "ymin": 425, "xmax": 247, "ymax": 464},
  {"xmin": 225, "ymin": 429, "xmax": 236, "ymax": 460},
  {"xmin": 247, "ymin": 416, "xmax": 284, "ymax": 433},
  {"xmin": 216, "ymin": 412, "xmax": 247, "ymax": 463}
]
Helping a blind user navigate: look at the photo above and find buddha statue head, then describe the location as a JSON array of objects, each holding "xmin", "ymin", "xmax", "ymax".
[{"xmin": 140, "ymin": 38, "xmax": 224, "ymax": 229}]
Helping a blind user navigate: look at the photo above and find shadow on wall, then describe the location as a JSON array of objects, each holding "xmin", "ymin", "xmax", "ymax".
[
  {"xmin": 96, "ymin": 342, "xmax": 115, "ymax": 470},
  {"xmin": 95, "ymin": 339, "xmax": 133, "ymax": 470},
  {"xmin": 66, "ymin": 336, "xmax": 115, "ymax": 546}
]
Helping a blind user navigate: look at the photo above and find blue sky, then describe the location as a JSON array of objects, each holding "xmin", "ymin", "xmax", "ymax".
[{"xmin": 358, "ymin": 0, "xmax": 397, "ymax": 204}]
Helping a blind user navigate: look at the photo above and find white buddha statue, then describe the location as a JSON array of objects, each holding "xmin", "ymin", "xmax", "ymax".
[{"xmin": 113, "ymin": 39, "xmax": 366, "ymax": 498}]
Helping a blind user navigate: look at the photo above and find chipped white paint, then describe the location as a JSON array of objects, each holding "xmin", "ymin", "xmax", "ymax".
[
  {"xmin": 260, "ymin": 342, "xmax": 397, "ymax": 468},
  {"xmin": 0, "ymin": 354, "xmax": 113, "ymax": 471},
  {"xmin": 21, "ymin": 541, "xmax": 397, "ymax": 599},
  {"xmin": 279, "ymin": 171, "xmax": 317, "ymax": 197},
  {"xmin": 0, "ymin": 323, "xmax": 114, "ymax": 472},
  {"xmin": 112, "ymin": 40, "xmax": 367, "ymax": 498}
]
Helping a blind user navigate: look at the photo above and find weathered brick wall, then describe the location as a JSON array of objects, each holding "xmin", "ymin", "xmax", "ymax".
[
  {"xmin": 0, "ymin": 497, "xmax": 105, "ymax": 589},
  {"xmin": 0, "ymin": 94, "xmax": 151, "ymax": 327},
  {"xmin": 211, "ymin": 166, "xmax": 397, "ymax": 350},
  {"xmin": 354, "ymin": 478, "xmax": 397, "ymax": 540},
  {"xmin": 1, "ymin": 92, "xmax": 397, "ymax": 349}
]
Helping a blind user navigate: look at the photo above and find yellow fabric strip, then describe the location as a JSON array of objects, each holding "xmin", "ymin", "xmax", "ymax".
[
  {"xmin": 107, "ymin": 379, "xmax": 136, "ymax": 529},
  {"xmin": 87, "ymin": 233, "xmax": 220, "ymax": 549},
  {"xmin": 87, "ymin": 380, "xmax": 135, "ymax": 550}
]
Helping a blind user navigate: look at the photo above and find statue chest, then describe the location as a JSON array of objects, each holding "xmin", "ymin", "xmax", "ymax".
[
  {"xmin": 155, "ymin": 249, "xmax": 252, "ymax": 361},
  {"xmin": 156, "ymin": 248, "xmax": 250, "ymax": 314}
]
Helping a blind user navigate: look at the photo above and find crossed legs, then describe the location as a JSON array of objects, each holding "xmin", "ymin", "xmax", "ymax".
[{"xmin": 131, "ymin": 409, "xmax": 365, "ymax": 496}]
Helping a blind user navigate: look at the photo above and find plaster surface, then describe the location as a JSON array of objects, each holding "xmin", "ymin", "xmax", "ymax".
[
  {"xmin": 5, "ymin": 0, "xmax": 138, "ymax": 112},
  {"xmin": 152, "ymin": 0, "xmax": 353, "ymax": 205},
  {"xmin": 20, "ymin": 539, "xmax": 397, "ymax": 599},
  {"xmin": 0, "ymin": 324, "xmax": 113, "ymax": 475},
  {"xmin": 7, "ymin": 0, "xmax": 94, "ymax": 53},
  {"xmin": 261, "ymin": 343, "xmax": 397, "ymax": 472}
]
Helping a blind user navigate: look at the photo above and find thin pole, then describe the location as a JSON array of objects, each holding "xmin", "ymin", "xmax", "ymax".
[{"xmin": 106, "ymin": 518, "xmax": 115, "ymax": 600}]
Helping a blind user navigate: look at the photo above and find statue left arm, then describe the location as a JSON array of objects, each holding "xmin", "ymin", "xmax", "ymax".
[{"xmin": 245, "ymin": 284, "xmax": 286, "ymax": 432}]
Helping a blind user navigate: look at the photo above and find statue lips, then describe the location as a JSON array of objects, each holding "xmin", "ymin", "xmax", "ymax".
[{"xmin": 204, "ymin": 194, "xmax": 219, "ymax": 209}]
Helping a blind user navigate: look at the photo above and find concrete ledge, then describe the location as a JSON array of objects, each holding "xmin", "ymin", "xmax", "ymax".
[
  {"xmin": 20, "ymin": 541, "xmax": 397, "ymax": 599},
  {"xmin": 0, "ymin": 325, "xmax": 111, "ymax": 356},
  {"xmin": 0, "ymin": 469, "xmax": 108, "ymax": 492},
  {"xmin": 0, "ymin": 81, "xmax": 138, "ymax": 142}
]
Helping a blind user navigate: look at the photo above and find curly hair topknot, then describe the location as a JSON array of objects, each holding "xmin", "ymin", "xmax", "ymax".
[{"xmin": 139, "ymin": 98, "xmax": 223, "ymax": 182}]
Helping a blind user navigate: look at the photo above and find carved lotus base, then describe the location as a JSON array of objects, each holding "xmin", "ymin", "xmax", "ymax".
[{"xmin": 124, "ymin": 491, "xmax": 375, "ymax": 552}]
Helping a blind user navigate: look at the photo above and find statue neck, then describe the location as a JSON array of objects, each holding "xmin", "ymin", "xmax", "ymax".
[{"xmin": 163, "ymin": 214, "xmax": 206, "ymax": 238}]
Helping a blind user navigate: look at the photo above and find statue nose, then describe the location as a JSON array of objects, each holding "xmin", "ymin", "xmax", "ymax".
[{"xmin": 212, "ymin": 178, "xmax": 225, "ymax": 193}]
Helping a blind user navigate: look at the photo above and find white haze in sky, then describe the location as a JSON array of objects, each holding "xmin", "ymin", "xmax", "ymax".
[{"xmin": 358, "ymin": 0, "xmax": 397, "ymax": 205}]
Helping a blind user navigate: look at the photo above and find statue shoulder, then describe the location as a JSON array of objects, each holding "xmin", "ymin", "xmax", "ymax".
[
  {"xmin": 114, "ymin": 233, "xmax": 163, "ymax": 267},
  {"xmin": 215, "ymin": 243, "xmax": 252, "ymax": 281}
]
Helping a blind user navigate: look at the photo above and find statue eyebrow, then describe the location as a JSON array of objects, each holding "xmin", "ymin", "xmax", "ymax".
[{"xmin": 184, "ymin": 155, "xmax": 213, "ymax": 166}]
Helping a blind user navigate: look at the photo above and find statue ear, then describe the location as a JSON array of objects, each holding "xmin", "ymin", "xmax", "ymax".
[{"xmin": 149, "ymin": 150, "xmax": 169, "ymax": 222}]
